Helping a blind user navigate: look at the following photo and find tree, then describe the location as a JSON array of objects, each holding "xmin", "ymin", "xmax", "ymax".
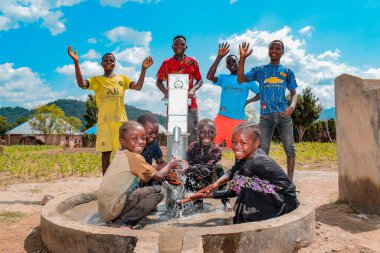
[
  {"xmin": 291, "ymin": 87, "xmax": 322, "ymax": 142},
  {"xmin": 29, "ymin": 104, "xmax": 65, "ymax": 143},
  {"xmin": 83, "ymin": 94, "xmax": 98, "ymax": 129},
  {"xmin": 0, "ymin": 116, "xmax": 10, "ymax": 136},
  {"xmin": 62, "ymin": 116, "xmax": 82, "ymax": 147},
  {"xmin": 15, "ymin": 116, "xmax": 29, "ymax": 127}
]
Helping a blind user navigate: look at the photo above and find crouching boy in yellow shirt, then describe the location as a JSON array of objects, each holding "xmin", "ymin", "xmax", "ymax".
[{"xmin": 97, "ymin": 121, "xmax": 178, "ymax": 229}]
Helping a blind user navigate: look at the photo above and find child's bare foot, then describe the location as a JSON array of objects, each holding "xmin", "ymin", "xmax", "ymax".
[{"xmin": 223, "ymin": 202, "xmax": 233, "ymax": 212}]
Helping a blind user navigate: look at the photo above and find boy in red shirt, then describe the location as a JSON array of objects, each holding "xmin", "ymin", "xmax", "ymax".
[{"xmin": 156, "ymin": 35, "xmax": 203, "ymax": 143}]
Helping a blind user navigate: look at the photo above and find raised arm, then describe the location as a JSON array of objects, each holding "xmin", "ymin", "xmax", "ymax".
[
  {"xmin": 130, "ymin": 56, "xmax": 153, "ymax": 91},
  {"xmin": 68, "ymin": 46, "xmax": 88, "ymax": 89},
  {"xmin": 206, "ymin": 42, "xmax": 230, "ymax": 83},
  {"xmin": 237, "ymin": 42, "xmax": 253, "ymax": 83}
]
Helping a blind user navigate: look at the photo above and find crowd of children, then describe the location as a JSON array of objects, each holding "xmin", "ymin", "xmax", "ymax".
[{"xmin": 68, "ymin": 37, "xmax": 299, "ymax": 229}]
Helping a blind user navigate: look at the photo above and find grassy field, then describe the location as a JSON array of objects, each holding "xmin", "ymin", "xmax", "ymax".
[
  {"xmin": 0, "ymin": 145, "xmax": 101, "ymax": 184},
  {"xmin": 0, "ymin": 142, "xmax": 337, "ymax": 185}
]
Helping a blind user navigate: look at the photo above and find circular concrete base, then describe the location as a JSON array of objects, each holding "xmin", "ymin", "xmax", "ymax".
[{"xmin": 41, "ymin": 191, "xmax": 315, "ymax": 253}]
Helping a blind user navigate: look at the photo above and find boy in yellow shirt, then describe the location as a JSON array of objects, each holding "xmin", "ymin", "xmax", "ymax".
[{"xmin": 68, "ymin": 46, "xmax": 153, "ymax": 174}]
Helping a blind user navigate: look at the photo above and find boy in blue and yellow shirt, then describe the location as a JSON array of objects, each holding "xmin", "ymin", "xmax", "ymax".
[{"xmin": 237, "ymin": 40, "xmax": 298, "ymax": 180}]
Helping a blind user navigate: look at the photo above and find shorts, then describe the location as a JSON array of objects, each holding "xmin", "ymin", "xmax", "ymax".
[
  {"xmin": 214, "ymin": 115, "xmax": 244, "ymax": 149},
  {"xmin": 96, "ymin": 122, "xmax": 122, "ymax": 152}
]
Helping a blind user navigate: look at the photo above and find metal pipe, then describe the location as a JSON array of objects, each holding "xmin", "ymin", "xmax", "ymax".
[{"xmin": 173, "ymin": 126, "xmax": 181, "ymax": 142}]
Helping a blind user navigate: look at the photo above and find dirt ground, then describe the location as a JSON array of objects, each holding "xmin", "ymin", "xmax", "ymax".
[{"xmin": 0, "ymin": 169, "xmax": 379, "ymax": 252}]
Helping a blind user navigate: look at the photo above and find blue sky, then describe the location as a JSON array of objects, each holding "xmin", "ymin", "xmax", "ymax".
[{"xmin": 1, "ymin": 0, "xmax": 380, "ymax": 119}]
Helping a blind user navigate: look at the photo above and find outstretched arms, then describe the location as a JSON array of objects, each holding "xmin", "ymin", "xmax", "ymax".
[
  {"xmin": 179, "ymin": 174, "xmax": 230, "ymax": 203},
  {"xmin": 130, "ymin": 56, "xmax": 153, "ymax": 91},
  {"xmin": 206, "ymin": 42, "xmax": 230, "ymax": 83},
  {"xmin": 68, "ymin": 46, "xmax": 88, "ymax": 89},
  {"xmin": 237, "ymin": 42, "xmax": 253, "ymax": 83}
]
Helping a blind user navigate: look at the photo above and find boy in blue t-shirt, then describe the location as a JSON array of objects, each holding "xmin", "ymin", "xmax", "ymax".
[
  {"xmin": 206, "ymin": 42, "xmax": 259, "ymax": 149},
  {"xmin": 237, "ymin": 40, "xmax": 298, "ymax": 180}
]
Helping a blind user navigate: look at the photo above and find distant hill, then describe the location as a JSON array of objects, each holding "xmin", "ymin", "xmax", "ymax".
[
  {"xmin": 0, "ymin": 99, "xmax": 166, "ymax": 127},
  {"xmin": 319, "ymin": 107, "xmax": 335, "ymax": 121},
  {"xmin": 0, "ymin": 106, "xmax": 32, "ymax": 123}
]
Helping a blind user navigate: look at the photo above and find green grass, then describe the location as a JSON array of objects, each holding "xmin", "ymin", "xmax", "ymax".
[
  {"xmin": 0, "ymin": 145, "xmax": 102, "ymax": 180},
  {"xmin": 0, "ymin": 211, "xmax": 27, "ymax": 224},
  {"xmin": 0, "ymin": 142, "xmax": 337, "ymax": 183}
]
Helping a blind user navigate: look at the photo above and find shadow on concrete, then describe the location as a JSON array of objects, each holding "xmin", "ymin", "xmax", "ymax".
[
  {"xmin": 24, "ymin": 226, "xmax": 49, "ymax": 253},
  {"xmin": 316, "ymin": 203, "xmax": 380, "ymax": 234}
]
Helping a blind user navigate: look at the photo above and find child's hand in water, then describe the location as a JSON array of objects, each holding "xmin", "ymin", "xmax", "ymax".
[
  {"xmin": 168, "ymin": 158, "xmax": 181, "ymax": 169},
  {"xmin": 142, "ymin": 56, "xmax": 153, "ymax": 70},
  {"xmin": 179, "ymin": 192, "xmax": 212, "ymax": 203},
  {"xmin": 199, "ymin": 182, "xmax": 219, "ymax": 194}
]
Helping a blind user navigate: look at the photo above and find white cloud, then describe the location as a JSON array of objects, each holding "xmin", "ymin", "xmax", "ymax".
[
  {"xmin": 0, "ymin": 63, "xmax": 64, "ymax": 108},
  {"xmin": 55, "ymin": 0, "xmax": 83, "ymax": 7},
  {"xmin": 298, "ymin": 26, "xmax": 315, "ymax": 37},
  {"xmin": 99, "ymin": 0, "xmax": 151, "ymax": 8},
  {"xmin": 124, "ymin": 76, "xmax": 166, "ymax": 114},
  {"xmin": 362, "ymin": 68, "xmax": 380, "ymax": 78},
  {"xmin": 56, "ymin": 60, "xmax": 103, "ymax": 78},
  {"xmin": 316, "ymin": 50, "xmax": 340, "ymax": 61},
  {"xmin": 113, "ymin": 46, "xmax": 149, "ymax": 65},
  {"xmin": 82, "ymin": 49, "xmax": 102, "ymax": 60},
  {"xmin": 87, "ymin": 37, "xmax": 97, "ymax": 44},
  {"xmin": 0, "ymin": 15, "xmax": 17, "ymax": 31},
  {"xmin": 104, "ymin": 26, "xmax": 152, "ymax": 46},
  {"xmin": 230, "ymin": 0, "xmax": 238, "ymax": 4},
  {"xmin": 0, "ymin": 0, "xmax": 84, "ymax": 35},
  {"xmin": 41, "ymin": 10, "xmax": 66, "ymax": 35}
]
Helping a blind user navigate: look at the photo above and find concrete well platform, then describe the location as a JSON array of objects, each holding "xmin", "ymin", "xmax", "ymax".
[{"xmin": 41, "ymin": 191, "xmax": 315, "ymax": 253}]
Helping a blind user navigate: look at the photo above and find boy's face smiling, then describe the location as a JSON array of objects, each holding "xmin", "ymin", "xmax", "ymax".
[
  {"xmin": 268, "ymin": 42, "xmax": 284, "ymax": 63},
  {"xmin": 120, "ymin": 125, "xmax": 146, "ymax": 154},
  {"xmin": 198, "ymin": 124, "xmax": 216, "ymax": 147},
  {"xmin": 231, "ymin": 129, "xmax": 260, "ymax": 160},
  {"xmin": 143, "ymin": 122, "xmax": 159, "ymax": 145},
  {"xmin": 172, "ymin": 38, "xmax": 187, "ymax": 56},
  {"xmin": 226, "ymin": 56, "xmax": 238, "ymax": 74}
]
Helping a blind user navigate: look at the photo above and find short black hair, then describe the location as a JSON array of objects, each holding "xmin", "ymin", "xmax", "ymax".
[
  {"xmin": 119, "ymin": 121, "xmax": 143, "ymax": 139},
  {"xmin": 226, "ymin": 54, "xmax": 238, "ymax": 61},
  {"xmin": 233, "ymin": 121, "xmax": 260, "ymax": 141},
  {"xmin": 269, "ymin": 40, "xmax": 284, "ymax": 51},
  {"xmin": 197, "ymin": 118, "xmax": 216, "ymax": 132},
  {"xmin": 173, "ymin": 35, "xmax": 186, "ymax": 43},
  {"xmin": 137, "ymin": 113, "xmax": 158, "ymax": 126},
  {"xmin": 102, "ymin": 52, "xmax": 115, "ymax": 61}
]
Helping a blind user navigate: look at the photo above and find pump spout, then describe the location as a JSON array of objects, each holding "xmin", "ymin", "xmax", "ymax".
[{"xmin": 173, "ymin": 126, "xmax": 181, "ymax": 142}]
